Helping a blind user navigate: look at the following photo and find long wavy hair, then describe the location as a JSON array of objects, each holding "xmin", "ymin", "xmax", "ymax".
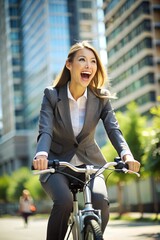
[{"xmin": 53, "ymin": 41, "xmax": 110, "ymax": 98}]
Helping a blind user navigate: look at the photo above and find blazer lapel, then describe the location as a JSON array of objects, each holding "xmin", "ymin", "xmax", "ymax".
[
  {"xmin": 77, "ymin": 88, "xmax": 99, "ymax": 142},
  {"xmin": 56, "ymin": 85, "xmax": 76, "ymax": 139},
  {"xmin": 56, "ymin": 85, "xmax": 99, "ymax": 143}
]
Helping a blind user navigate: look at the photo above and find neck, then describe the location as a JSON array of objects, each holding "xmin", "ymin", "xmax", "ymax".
[{"xmin": 69, "ymin": 83, "xmax": 85, "ymax": 100}]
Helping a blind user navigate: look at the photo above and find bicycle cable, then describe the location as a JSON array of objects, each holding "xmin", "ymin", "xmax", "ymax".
[
  {"xmin": 90, "ymin": 166, "xmax": 128, "ymax": 186},
  {"xmin": 55, "ymin": 169, "xmax": 98, "ymax": 192},
  {"xmin": 55, "ymin": 170, "xmax": 86, "ymax": 186},
  {"xmin": 54, "ymin": 166, "xmax": 125, "ymax": 192}
]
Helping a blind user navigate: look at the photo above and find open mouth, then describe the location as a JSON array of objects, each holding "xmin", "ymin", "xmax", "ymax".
[{"xmin": 81, "ymin": 71, "xmax": 91, "ymax": 79}]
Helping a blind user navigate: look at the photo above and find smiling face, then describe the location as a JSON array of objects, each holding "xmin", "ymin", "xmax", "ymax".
[{"xmin": 66, "ymin": 48, "xmax": 97, "ymax": 94}]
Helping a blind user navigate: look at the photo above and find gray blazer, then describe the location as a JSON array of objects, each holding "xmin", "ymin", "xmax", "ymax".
[{"xmin": 36, "ymin": 84, "xmax": 131, "ymax": 182}]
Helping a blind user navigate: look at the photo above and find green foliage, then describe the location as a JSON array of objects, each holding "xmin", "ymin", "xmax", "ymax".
[
  {"xmin": 25, "ymin": 175, "xmax": 47, "ymax": 200},
  {"xmin": 125, "ymin": 102, "xmax": 146, "ymax": 162},
  {"xmin": 101, "ymin": 142, "xmax": 119, "ymax": 186},
  {"xmin": 101, "ymin": 140, "xmax": 117, "ymax": 163},
  {"xmin": 0, "ymin": 167, "xmax": 48, "ymax": 202},
  {"xmin": 0, "ymin": 175, "xmax": 10, "ymax": 202},
  {"xmin": 7, "ymin": 167, "xmax": 32, "ymax": 202},
  {"xmin": 101, "ymin": 101, "xmax": 146, "ymax": 185},
  {"xmin": 142, "ymin": 103, "xmax": 160, "ymax": 177}
]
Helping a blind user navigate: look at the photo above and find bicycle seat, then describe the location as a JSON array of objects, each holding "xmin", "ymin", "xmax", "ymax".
[{"xmin": 69, "ymin": 180, "xmax": 84, "ymax": 193}]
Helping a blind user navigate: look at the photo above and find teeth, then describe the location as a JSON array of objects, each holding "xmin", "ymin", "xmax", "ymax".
[{"xmin": 81, "ymin": 72, "xmax": 91, "ymax": 75}]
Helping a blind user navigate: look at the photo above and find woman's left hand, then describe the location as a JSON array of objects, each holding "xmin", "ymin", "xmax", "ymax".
[{"xmin": 123, "ymin": 155, "xmax": 141, "ymax": 173}]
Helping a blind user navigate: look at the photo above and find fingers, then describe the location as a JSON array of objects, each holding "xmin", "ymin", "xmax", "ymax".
[
  {"xmin": 125, "ymin": 160, "xmax": 140, "ymax": 173},
  {"xmin": 123, "ymin": 155, "xmax": 140, "ymax": 173},
  {"xmin": 33, "ymin": 156, "xmax": 48, "ymax": 170}
]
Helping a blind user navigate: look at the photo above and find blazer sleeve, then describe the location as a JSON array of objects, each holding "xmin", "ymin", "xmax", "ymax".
[
  {"xmin": 36, "ymin": 87, "xmax": 57, "ymax": 154},
  {"xmin": 100, "ymin": 99, "xmax": 132, "ymax": 156}
]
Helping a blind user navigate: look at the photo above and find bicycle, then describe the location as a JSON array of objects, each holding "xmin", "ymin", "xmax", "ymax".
[{"xmin": 32, "ymin": 157, "xmax": 140, "ymax": 240}]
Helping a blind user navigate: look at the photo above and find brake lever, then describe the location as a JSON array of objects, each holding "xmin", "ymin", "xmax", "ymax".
[
  {"xmin": 114, "ymin": 157, "xmax": 140, "ymax": 177},
  {"xmin": 122, "ymin": 168, "xmax": 140, "ymax": 177},
  {"xmin": 33, "ymin": 168, "xmax": 55, "ymax": 175},
  {"xmin": 114, "ymin": 159, "xmax": 129, "ymax": 172}
]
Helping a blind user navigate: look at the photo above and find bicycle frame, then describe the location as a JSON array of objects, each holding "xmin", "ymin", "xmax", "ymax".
[
  {"xmin": 65, "ymin": 166, "xmax": 103, "ymax": 240},
  {"xmin": 33, "ymin": 159, "xmax": 140, "ymax": 240}
]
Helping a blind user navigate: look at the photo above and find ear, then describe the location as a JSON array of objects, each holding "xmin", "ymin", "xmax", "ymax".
[{"xmin": 66, "ymin": 60, "xmax": 71, "ymax": 70}]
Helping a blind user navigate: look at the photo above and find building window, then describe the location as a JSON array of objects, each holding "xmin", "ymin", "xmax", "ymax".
[
  {"xmin": 108, "ymin": 20, "xmax": 151, "ymax": 57},
  {"xmin": 9, "ymin": 0, "xmax": 18, "ymax": 3},
  {"xmin": 9, "ymin": 7, "xmax": 19, "ymax": 16},
  {"xmin": 10, "ymin": 32, "xmax": 20, "ymax": 40},
  {"xmin": 109, "ymin": 38, "xmax": 152, "ymax": 71},
  {"xmin": 79, "ymin": 12, "xmax": 92, "ymax": 20},
  {"xmin": 10, "ymin": 20, "xmax": 20, "ymax": 28},
  {"xmin": 136, "ymin": 92, "xmax": 156, "ymax": 105},
  {"xmin": 79, "ymin": 1, "xmax": 92, "ymax": 8},
  {"xmin": 12, "ymin": 58, "xmax": 21, "ymax": 66},
  {"xmin": 13, "ymin": 71, "xmax": 21, "ymax": 78},
  {"xmin": 11, "ymin": 44, "xmax": 20, "ymax": 54},
  {"xmin": 117, "ymin": 73, "xmax": 155, "ymax": 98},
  {"xmin": 111, "ymin": 56, "xmax": 153, "ymax": 86}
]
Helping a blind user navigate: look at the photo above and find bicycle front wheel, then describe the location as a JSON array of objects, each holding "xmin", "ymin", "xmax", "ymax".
[{"xmin": 84, "ymin": 219, "xmax": 103, "ymax": 240}]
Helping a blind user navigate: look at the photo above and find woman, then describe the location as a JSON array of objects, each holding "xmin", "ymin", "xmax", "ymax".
[
  {"xmin": 19, "ymin": 189, "xmax": 34, "ymax": 227},
  {"xmin": 33, "ymin": 41, "xmax": 140, "ymax": 240}
]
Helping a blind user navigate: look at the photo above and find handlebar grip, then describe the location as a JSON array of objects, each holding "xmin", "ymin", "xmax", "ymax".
[
  {"xmin": 31, "ymin": 165, "xmax": 35, "ymax": 170},
  {"xmin": 114, "ymin": 157, "xmax": 129, "ymax": 172},
  {"xmin": 48, "ymin": 159, "xmax": 60, "ymax": 168},
  {"xmin": 31, "ymin": 159, "xmax": 60, "ymax": 170}
]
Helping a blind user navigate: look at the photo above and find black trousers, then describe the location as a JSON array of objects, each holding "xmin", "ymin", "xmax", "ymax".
[
  {"xmin": 21, "ymin": 212, "xmax": 32, "ymax": 224},
  {"xmin": 41, "ymin": 169, "xmax": 109, "ymax": 240}
]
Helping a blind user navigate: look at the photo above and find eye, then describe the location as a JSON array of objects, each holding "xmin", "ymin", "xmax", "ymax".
[
  {"xmin": 91, "ymin": 59, "xmax": 97, "ymax": 64},
  {"xmin": 79, "ymin": 57, "xmax": 85, "ymax": 62}
]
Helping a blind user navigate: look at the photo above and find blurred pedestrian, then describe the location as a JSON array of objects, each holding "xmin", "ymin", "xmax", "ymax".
[{"xmin": 19, "ymin": 189, "xmax": 35, "ymax": 227}]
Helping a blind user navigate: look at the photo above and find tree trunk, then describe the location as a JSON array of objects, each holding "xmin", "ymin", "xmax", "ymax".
[
  {"xmin": 117, "ymin": 182, "xmax": 124, "ymax": 217},
  {"xmin": 135, "ymin": 178, "xmax": 143, "ymax": 218},
  {"xmin": 150, "ymin": 177, "xmax": 159, "ymax": 220}
]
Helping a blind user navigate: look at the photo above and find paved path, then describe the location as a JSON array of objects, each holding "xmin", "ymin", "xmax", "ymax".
[
  {"xmin": 0, "ymin": 216, "xmax": 159, "ymax": 240},
  {"xmin": 104, "ymin": 220, "xmax": 160, "ymax": 240}
]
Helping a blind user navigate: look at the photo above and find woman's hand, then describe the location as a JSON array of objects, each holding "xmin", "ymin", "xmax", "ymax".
[
  {"xmin": 33, "ymin": 155, "xmax": 48, "ymax": 170},
  {"xmin": 123, "ymin": 154, "xmax": 140, "ymax": 173}
]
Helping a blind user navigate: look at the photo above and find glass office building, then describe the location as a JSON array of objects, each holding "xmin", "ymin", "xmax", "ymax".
[
  {"xmin": 21, "ymin": 0, "xmax": 71, "ymax": 130},
  {"xmin": 103, "ymin": 0, "xmax": 160, "ymax": 115},
  {"xmin": 0, "ymin": 0, "xmax": 105, "ymax": 175}
]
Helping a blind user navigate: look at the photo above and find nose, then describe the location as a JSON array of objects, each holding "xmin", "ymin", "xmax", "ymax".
[{"xmin": 85, "ymin": 61, "xmax": 90, "ymax": 69}]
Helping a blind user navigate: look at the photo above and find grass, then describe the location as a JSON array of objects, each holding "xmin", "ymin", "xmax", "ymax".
[
  {"xmin": 1, "ymin": 212, "xmax": 160, "ymax": 224},
  {"xmin": 110, "ymin": 212, "xmax": 160, "ymax": 223},
  {"xmin": 0, "ymin": 213, "xmax": 49, "ymax": 219}
]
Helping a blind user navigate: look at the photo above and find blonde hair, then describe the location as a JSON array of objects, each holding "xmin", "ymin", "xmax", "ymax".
[
  {"xmin": 53, "ymin": 41, "xmax": 109, "ymax": 98},
  {"xmin": 22, "ymin": 189, "xmax": 30, "ymax": 197}
]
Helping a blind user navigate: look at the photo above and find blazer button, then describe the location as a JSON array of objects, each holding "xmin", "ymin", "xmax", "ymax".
[{"xmin": 74, "ymin": 143, "xmax": 78, "ymax": 148}]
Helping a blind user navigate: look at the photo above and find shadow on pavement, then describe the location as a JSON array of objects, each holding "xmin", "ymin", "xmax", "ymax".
[
  {"xmin": 107, "ymin": 221, "xmax": 160, "ymax": 240},
  {"xmin": 109, "ymin": 221, "xmax": 159, "ymax": 227},
  {"xmin": 137, "ymin": 233, "xmax": 160, "ymax": 239}
]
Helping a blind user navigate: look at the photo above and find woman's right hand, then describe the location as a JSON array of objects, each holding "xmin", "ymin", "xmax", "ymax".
[{"xmin": 33, "ymin": 155, "xmax": 48, "ymax": 170}]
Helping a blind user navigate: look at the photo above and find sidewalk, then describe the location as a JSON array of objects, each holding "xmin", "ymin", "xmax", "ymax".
[
  {"xmin": 0, "ymin": 215, "xmax": 159, "ymax": 240},
  {"xmin": 104, "ymin": 219, "xmax": 160, "ymax": 240}
]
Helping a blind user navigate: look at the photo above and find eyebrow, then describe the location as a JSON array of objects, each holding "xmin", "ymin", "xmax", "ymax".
[{"xmin": 78, "ymin": 55, "xmax": 96, "ymax": 60}]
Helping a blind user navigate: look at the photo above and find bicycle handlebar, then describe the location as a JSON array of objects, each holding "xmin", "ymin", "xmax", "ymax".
[{"xmin": 32, "ymin": 157, "xmax": 140, "ymax": 177}]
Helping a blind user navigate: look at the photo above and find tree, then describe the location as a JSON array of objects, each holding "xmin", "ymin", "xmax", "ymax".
[
  {"xmin": 7, "ymin": 167, "xmax": 32, "ymax": 202},
  {"xmin": 144, "ymin": 104, "xmax": 160, "ymax": 175},
  {"xmin": 25, "ymin": 175, "xmax": 47, "ymax": 201},
  {"xmin": 125, "ymin": 102, "xmax": 146, "ymax": 162},
  {"xmin": 101, "ymin": 102, "xmax": 146, "ymax": 216},
  {"xmin": 0, "ymin": 175, "xmax": 10, "ymax": 202},
  {"xmin": 101, "ymin": 142, "xmax": 131, "ymax": 215},
  {"xmin": 142, "ymin": 101, "xmax": 160, "ymax": 218},
  {"xmin": 124, "ymin": 102, "xmax": 147, "ymax": 217},
  {"xmin": 6, "ymin": 167, "xmax": 48, "ymax": 202}
]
